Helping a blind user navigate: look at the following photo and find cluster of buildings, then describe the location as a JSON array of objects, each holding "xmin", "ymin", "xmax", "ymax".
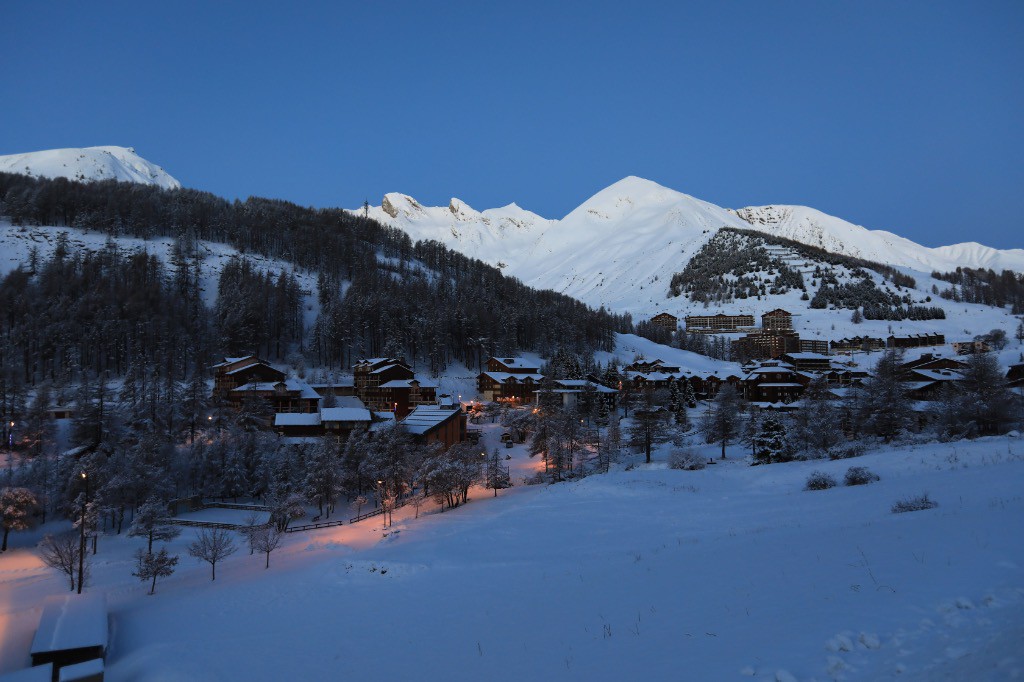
[
  {"xmin": 211, "ymin": 356, "xmax": 465, "ymax": 448},
  {"xmin": 476, "ymin": 356, "xmax": 617, "ymax": 409}
]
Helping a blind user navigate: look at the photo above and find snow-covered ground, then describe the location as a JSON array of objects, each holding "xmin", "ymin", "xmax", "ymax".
[{"xmin": 2, "ymin": 427, "xmax": 1022, "ymax": 681}]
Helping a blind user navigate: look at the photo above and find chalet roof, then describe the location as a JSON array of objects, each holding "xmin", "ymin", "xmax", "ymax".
[
  {"xmin": 274, "ymin": 413, "xmax": 321, "ymax": 427},
  {"xmin": 226, "ymin": 362, "xmax": 282, "ymax": 376},
  {"xmin": 783, "ymin": 352, "xmax": 830, "ymax": 360},
  {"xmin": 756, "ymin": 382, "xmax": 803, "ymax": 388},
  {"xmin": 909, "ymin": 369, "xmax": 963, "ymax": 382},
  {"xmin": 490, "ymin": 357, "xmax": 540, "ymax": 370},
  {"xmin": 320, "ymin": 407, "xmax": 372, "ymax": 422},
  {"xmin": 279, "ymin": 436, "xmax": 321, "ymax": 446},
  {"xmin": 553, "ymin": 379, "xmax": 618, "ymax": 394},
  {"xmin": 379, "ymin": 377, "xmax": 439, "ymax": 389},
  {"xmin": 480, "ymin": 371, "xmax": 544, "ymax": 383},
  {"xmin": 334, "ymin": 396, "xmax": 366, "ymax": 408},
  {"xmin": 30, "ymin": 593, "xmax": 107, "ymax": 655},
  {"xmin": 763, "ymin": 309, "xmax": 792, "ymax": 316},
  {"xmin": 400, "ymin": 406, "xmax": 462, "ymax": 435},
  {"xmin": 232, "ymin": 378, "xmax": 320, "ymax": 400},
  {"xmin": 211, "ymin": 355, "xmax": 253, "ymax": 368}
]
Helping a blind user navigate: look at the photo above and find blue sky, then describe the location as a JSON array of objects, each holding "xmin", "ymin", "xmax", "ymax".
[{"xmin": 2, "ymin": 1, "xmax": 1022, "ymax": 249}]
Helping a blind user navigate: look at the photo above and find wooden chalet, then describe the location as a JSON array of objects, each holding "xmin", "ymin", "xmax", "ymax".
[
  {"xmin": 477, "ymin": 371, "xmax": 543, "ymax": 403},
  {"xmin": 211, "ymin": 356, "xmax": 285, "ymax": 396},
  {"xmin": 478, "ymin": 356, "xmax": 544, "ymax": 402},
  {"xmin": 684, "ymin": 313, "xmax": 755, "ymax": 332},
  {"xmin": 830, "ymin": 336, "xmax": 885, "ymax": 353},
  {"xmin": 623, "ymin": 359, "xmax": 682, "ymax": 374},
  {"xmin": 353, "ymin": 358, "xmax": 437, "ymax": 417},
  {"xmin": 761, "ymin": 309, "xmax": 794, "ymax": 331},
  {"xmin": 952, "ymin": 340, "xmax": 992, "ymax": 355},
  {"xmin": 741, "ymin": 362, "xmax": 803, "ymax": 403},
  {"xmin": 400, "ymin": 405, "xmax": 467, "ymax": 450},
  {"xmin": 486, "ymin": 357, "xmax": 541, "ymax": 374},
  {"xmin": 321, "ymin": 400, "xmax": 373, "ymax": 435},
  {"xmin": 228, "ymin": 377, "xmax": 321, "ymax": 413},
  {"xmin": 545, "ymin": 379, "xmax": 618, "ymax": 410},
  {"xmin": 901, "ymin": 368, "xmax": 963, "ymax": 400},
  {"xmin": 650, "ymin": 312, "xmax": 679, "ymax": 331},
  {"xmin": 887, "ymin": 333, "xmax": 945, "ymax": 349},
  {"xmin": 1007, "ymin": 363, "xmax": 1024, "ymax": 389},
  {"xmin": 900, "ymin": 353, "xmax": 968, "ymax": 374},
  {"xmin": 781, "ymin": 352, "xmax": 832, "ymax": 372}
]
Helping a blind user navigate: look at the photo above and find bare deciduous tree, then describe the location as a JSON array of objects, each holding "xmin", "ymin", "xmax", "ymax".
[
  {"xmin": 187, "ymin": 528, "xmax": 237, "ymax": 580},
  {"xmin": 39, "ymin": 532, "xmax": 86, "ymax": 592}
]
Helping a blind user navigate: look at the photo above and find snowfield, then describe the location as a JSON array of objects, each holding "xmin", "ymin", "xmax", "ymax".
[
  {"xmin": 2, "ymin": 431, "xmax": 1022, "ymax": 681},
  {"xmin": 0, "ymin": 146, "xmax": 180, "ymax": 189}
]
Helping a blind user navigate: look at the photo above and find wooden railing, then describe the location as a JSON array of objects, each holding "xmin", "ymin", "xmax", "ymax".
[{"xmin": 285, "ymin": 518, "xmax": 346, "ymax": 533}]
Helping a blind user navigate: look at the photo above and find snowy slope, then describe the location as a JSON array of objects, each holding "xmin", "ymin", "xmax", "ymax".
[
  {"xmin": 0, "ymin": 146, "xmax": 180, "ymax": 189},
  {"xmin": 2, "ymin": 432, "xmax": 1022, "ymax": 680},
  {"xmin": 733, "ymin": 204, "xmax": 1024, "ymax": 274},
  {"xmin": 363, "ymin": 177, "xmax": 752, "ymax": 313}
]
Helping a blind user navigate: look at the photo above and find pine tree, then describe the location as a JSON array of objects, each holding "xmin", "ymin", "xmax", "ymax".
[
  {"xmin": 752, "ymin": 413, "xmax": 792, "ymax": 464},
  {"xmin": 485, "ymin": 448, "xmax": 511, "ymax": 497}
]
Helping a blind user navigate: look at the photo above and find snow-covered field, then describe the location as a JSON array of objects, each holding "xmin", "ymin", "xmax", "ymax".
[{"xmin": 2, "ymin": 426, "xmax": 1022, "ymax": 681}]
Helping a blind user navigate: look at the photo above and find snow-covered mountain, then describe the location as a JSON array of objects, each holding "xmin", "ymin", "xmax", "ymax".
[
  {"xmin": 365, "ymin": 177, "xmax": 753, "ymax": 313},
  {"xmin": 360, "ymin": 177, "xmax": 1024, "ymax": 316},
  {"xmin": 0, "ymin": 145, "xmax": 180, "ymax": 189},
  {"xmin": 732, "ymin": 204, "xmax": 1024, "ymax": 274}
]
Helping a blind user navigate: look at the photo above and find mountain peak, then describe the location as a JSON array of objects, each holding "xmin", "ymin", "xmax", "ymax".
[{"xmin": 0, "ymin": 146, "xmax": 180, "ymax": 189}]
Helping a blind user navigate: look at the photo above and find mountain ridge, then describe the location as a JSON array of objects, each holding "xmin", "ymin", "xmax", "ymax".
[{"xmin": 0, "ymin": 145, "xmax": 180, "ymax": 189}]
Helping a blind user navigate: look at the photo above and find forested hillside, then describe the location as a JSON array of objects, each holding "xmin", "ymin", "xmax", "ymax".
[{"xmin": 0, "ymin": 173, "xmax": 630, "ymax": 394}]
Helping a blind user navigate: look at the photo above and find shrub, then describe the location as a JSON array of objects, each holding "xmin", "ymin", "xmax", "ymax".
[
  {"xmin": 891, "ymin": 493, "xmax": 938, "ymax": 514},
  {"xmin": 805, "ymin": 470, "xmax": 837, "ymax": 491},
  {"xmin": 829, "ymin": 443, "xmax": 867, "ymax": 460},
  {"xmin": 844, "ymin": 466, "xmax": 880, "ymax": 486},
  {"xmin": 669, "ymin": 449, "xmax": 706, "ymax": 470}
]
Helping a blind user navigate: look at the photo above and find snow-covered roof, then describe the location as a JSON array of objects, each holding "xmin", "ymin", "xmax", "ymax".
[
  {"xmin": 491, "ymin": 357, "xmax": 538, "ymax": 370},
  {"xmin": 309, "ymin": 377, "xmax": 355, "ymax": 388},
  {"xmin": 279, "ymin": 436, "xmax": 321, "ymax": 446},
  {"xmin": 211, "ymin": 356, "xmax": 253, "ymax": 368},
  {"xmin": 481, "ymin": 372, "xmax": 544, "ymax": 383},
  {"xmin": 910, "ymin": 369, "xmax": 963, "ymax": 382},
  {"xmin": 370, "ymin": 363, "xmax": 402, "ymax": 374},
  {"xmin": 274, "ymin": 413, "xmax": 321, "ymax": 427},
  {"xmin": 783, "ymin": 352, "xmax": 830, "ymax": 360},
  {"xmin": 320, "ymin": 407, "xmax": 371, "ymax": 422},
  {"xmin": 401, "ymin": 406, "xmax": 462, "ymax": 435},
  {"xmin": 232, "ymin": 378, "xmax": 320, "ymax": 400},
  {"xmin": 0, "ymin": 664, "xmax": 53, "ymax": 681},
  {"xmin": 554, "ymin": 379, "xmax": 618, "ymax": 393},
  {"xmin": 757, "ymin": 383, "xmax": 803, "ymax": 388},
  {"xmin": 334, "ymin": 396, "xmax": 366, "ymax": 408},
  {"xmin": 379, "ymin": 377, "xmax": 439, "ymax": 389},
  {"xmin": 30, "ymin": 593, "xmax": 107, "ymax": 655}
]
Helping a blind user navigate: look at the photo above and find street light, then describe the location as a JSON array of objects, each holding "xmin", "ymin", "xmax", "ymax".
[{"xmin": 77, "ymin": 472, "xmax": 88, "ymax": 594}]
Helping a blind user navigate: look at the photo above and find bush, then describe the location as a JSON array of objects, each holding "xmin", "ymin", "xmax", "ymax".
[
  {"xmin": 844, "ymin": 466, "xmax": 880, "ymax": 486},
  {"xmin": 891, "ymin": 493, "xmax": 938, "ymax": 514},
  {"xmin": 829, "ymin": 443, "xmax": 867, "ymax": 460},
  {"xmin": 805, "ymin": 470, "xmax": 837, "ymax": 491},
  {"xmin": 669, "ymin": 449, "xmax": 706, "ymax": 471}
]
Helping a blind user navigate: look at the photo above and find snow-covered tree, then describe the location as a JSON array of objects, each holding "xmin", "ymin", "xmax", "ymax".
[
  {"xmin": 484, "ymin": 448, "xmax": 511, "ymax": 497},
  {"xmin": 132, "ymin": 546, "xmax": 178, "ymax": 594},
  {"xmin": 1, "ymin": 486, "xmax": 39, "ymax": 551},
  {"xmin": 187, "ymin": 527, "xmax": 237, "ymax": 581},
  {"xmin": 128, "ymin": 498, "xmax": 181, "ymax": 555},
  {"xmin": 859, "ymin": 350, "xmax": 910, "ymax": 442},
  {"xmin": 699, "ymin": 384, "xmax": 743, "ymax": 459},
  {"xmin": 752, "ymin": 413, "xmax": 792, "ymax": 465},
  {"xmin": 788, "ymin": 377, "xmax": 842, "ymax": 456}
]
